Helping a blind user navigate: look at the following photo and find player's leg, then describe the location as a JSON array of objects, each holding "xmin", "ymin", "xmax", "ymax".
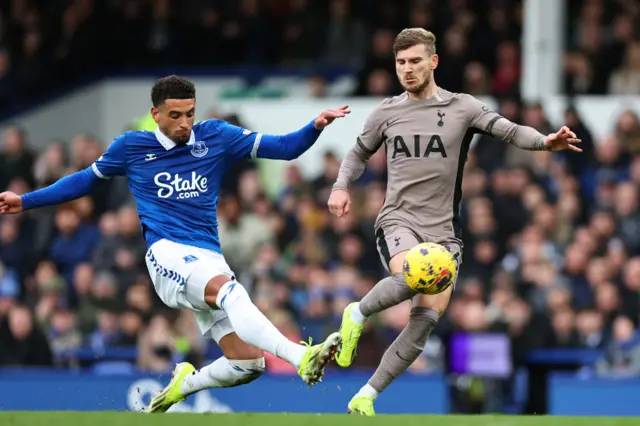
[
  {"xmin": 148, "ymin": 309, "xmax": 266, "ymax": 413},
  {"xmin": 348, "ymin": 244, "xmax": 461, "ymax": 416},
  {"xmin": 148, "ymin": 335, "xmax": 266, "ymax": 412},
  {"xmin": 144, "ymin": 240, "xmax": 339, "ymax": 412},
  {"xmin": 348, "ymin": 287, "xmax": 452, "ymax": 415},
  {"xmin": 336, "ymin": 227, "xmax": 419, "ymax": 368},
  {"xmin": 181, "ymin": 331, "xmax": 266, "ymax": 396},
  {"xmin": 206, "ymin": 274, "xmax": 341, "ymax": 384},
  {"xmin": 145, "ymin": 243, "xmax": 263, "ymax": 413}
]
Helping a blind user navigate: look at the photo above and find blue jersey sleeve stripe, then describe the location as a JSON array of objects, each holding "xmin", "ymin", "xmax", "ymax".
[
  {"xmin": 250, "ymin": 133, "xmax": 263, "ymax": 159},
  {"xmin": 91, "ymin": 163, "xmax": 109, "ymax": 180}
]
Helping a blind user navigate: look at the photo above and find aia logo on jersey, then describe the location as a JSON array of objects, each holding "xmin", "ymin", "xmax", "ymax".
[
  {"xmin": 154, "ymin": 171, "xmax": 208, "ymax": 200},
  {"xmin": 190, "ymin": 140, "xmax": 208, "ymax": 158},
  {"xmin": 391, "ymin": 135, "xmax": 447, "ymax": 159}
]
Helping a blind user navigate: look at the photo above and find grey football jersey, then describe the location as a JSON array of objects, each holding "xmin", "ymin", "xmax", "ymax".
[{"xmin": 334, "ymin": 88, "xmax": 547, "ymax": 243}]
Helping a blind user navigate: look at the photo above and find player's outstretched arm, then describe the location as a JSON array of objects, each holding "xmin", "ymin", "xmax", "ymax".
[
  {"xmin": 466, "ymin": 95, "xmax": 582, "ymax": 152},
  {"xmin": 256, "ymin": 105, "xmax": 350, "ymax": 160},
  {"xmin": 221, "ymin": 106, "xmax": 350, "ymax": 162},
  {"xmin": 0, "ymin": 167, "xmax": 99, "ymax": 214},
  {"xmin": 0, "ymin": 132, "xmax": 127, "ymax": 215}
]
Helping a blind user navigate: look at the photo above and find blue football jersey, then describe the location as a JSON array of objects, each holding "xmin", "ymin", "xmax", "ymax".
[{"xmin": 91, "ymin": 119, "xmax": 263, "ymax": 253}]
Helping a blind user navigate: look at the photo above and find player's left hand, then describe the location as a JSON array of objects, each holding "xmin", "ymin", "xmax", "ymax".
[
  {"xmin": 544, "ymin": 126, "xmax": 582, "ymax": 152},
  {"xmin": 314, "ymin": 105, "xmax": 351, "ymax": 131},
  {"xmin": 0, "ymin": 191, "xmax": 23, "ymax": 214}
]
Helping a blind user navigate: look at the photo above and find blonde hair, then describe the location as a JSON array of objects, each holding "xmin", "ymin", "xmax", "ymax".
[{"xmin": 393, "ymin": 28, "xmax": 436, "ymax": 56}]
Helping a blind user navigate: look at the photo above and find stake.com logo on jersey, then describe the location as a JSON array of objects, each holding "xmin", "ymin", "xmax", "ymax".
[{"xmin": 153, "ymin": 171, "xmax": 208, "ymax": 199}]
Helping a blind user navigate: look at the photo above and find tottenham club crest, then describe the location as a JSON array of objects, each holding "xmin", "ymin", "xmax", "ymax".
[{"xmin": 190, "ymin": 140, "xmax": 208, "ymax": 158}]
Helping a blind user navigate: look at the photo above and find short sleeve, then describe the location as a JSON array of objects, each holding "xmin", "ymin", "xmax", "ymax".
[
  {"xmin": 196, "ymin": 119, "xmax": 261, "ymax": 161},
  {"xmin": 463, "ymin": 94, "xmax": 502, "ymax": 134},
  {"xmin": 92, "ymin": 134, "xmax": 128, "ymax": 179},
  {"xmin": 220, "ymin": 121, "xmax": 262, "ymax": 161}
]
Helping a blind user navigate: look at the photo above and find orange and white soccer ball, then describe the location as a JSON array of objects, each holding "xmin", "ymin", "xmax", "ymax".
[{"xmin": 402, "ymin": 242, "xmax": 457, "ymax": 295}]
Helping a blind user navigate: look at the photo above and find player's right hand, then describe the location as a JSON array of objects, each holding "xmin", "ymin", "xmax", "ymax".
[
  {"xmin": 0, "ymin": 192, "xmax": 23, "ymax": 214},
  {"xmin": 328, "ymin": 189, "xmax": 351, "ymax": 218},
  {"xmin": 314, "ymin": 105, "xmax": 351, "ymax": 131}
]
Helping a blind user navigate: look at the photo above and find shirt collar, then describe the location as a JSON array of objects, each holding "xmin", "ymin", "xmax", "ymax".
[{"xmin": 154, "ymin": 127, "xmax": 196, "ymax": 150}]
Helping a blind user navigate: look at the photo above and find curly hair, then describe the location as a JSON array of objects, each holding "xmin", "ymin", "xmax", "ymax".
[{"xmin": 151, "ymin": 75, "xmax": 196, "ymax": 107}]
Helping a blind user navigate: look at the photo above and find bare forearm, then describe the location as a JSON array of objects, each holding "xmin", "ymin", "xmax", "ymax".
[
  {"xmin": 487, "ymin": 118, "xmax": 549, "ymax": 151},
  {"xmin": 333, "ymin": 143, "xmax": 370, "ymax": 190}
]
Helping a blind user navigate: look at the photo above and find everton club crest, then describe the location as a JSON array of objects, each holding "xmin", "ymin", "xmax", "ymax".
[{"xmin": 190, "ymin": 140, "xmax": 208, "ymax": 158}]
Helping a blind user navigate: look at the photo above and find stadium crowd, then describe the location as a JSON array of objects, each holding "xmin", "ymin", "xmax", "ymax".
[{"xmin": 0, "ymin": 0, "xmax": 639, "ymax": 109}]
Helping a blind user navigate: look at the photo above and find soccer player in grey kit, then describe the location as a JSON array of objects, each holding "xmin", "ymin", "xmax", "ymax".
[{"xmin": 327, "ymin": 28, "xmax": 582, "ymax": 415}]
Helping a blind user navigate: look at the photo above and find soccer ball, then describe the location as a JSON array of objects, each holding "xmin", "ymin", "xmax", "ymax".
[{"xmin": 402, "ymin": 242, "xmax": 457, "ymax": 295}]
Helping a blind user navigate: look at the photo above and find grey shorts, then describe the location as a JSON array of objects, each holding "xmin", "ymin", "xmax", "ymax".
[{"xmin": 375, "ymin": 224, "xmax": 462, "ymax": 274}]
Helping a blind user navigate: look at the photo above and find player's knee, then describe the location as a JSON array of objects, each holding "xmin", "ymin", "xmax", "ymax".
[
  {"xmin": 388, "ymin": 251, "xmax": 409, "ymax": 274},
  {"xmin": 392, "ymin": 273, "xmax": 410, "ymax": 287},
  {"xmin": 406, "ymin": 307, "xmax": 440, "ymax": 349},
  {"xmin": 207, "ymin": 276, "xmax": 247, "ymax": 309},
  {"xmin": 229, "ymin": 357, "xmax": 265, "ymax": 386},
  {"xmin": 228, "ymin": 344, "xmax": 264, "ymax": 361},
  {"xmin": 415, "ymin": 285, "xmax": 453, "ymax": 313}
]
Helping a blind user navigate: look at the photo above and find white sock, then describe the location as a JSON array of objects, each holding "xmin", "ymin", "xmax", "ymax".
[
  {"xmin": 181, "ymin": 357, "xmax": 265, "ymax": 396},
  {"xmin": 350, "ymin": 302, "xmax": 367, "ymax": 326},
  {"xmin": 216, "ymin": 281, "xmax": 307, "ymax": 368},
  {"xmin": 356, "ymin": 383, "xmax": 380, "ymax": 400}
]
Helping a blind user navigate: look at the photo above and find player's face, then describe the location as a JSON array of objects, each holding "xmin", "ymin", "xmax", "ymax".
[
  {"xmin": 395, "ymin": 44, "xmax": 438, "ymax": 94},
  {"xmin": 152, "ymin": 99, "xmax": 196, "ymax": 145}
]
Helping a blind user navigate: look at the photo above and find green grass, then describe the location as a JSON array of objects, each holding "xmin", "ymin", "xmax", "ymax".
[{"xmin": 0, "ymin": 413, "xmax": 639, "ymax": 426}]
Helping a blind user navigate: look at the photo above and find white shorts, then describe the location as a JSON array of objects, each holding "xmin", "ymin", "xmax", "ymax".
[{"xmin": 145, "ymin": 238, "xmax": 235, "ymax": 343}]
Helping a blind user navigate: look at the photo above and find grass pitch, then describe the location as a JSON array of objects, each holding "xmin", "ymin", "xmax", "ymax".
[{"xmin": 0, "ymin": 413, "xmax": 639, "ymax": 426}]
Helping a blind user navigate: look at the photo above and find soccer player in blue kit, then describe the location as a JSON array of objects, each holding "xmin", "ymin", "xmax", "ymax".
[{"xmin": 0, "ymin": 76, "xmax": 349, "ymax": 412}]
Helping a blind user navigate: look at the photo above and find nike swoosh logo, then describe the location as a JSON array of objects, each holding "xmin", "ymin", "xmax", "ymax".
[
  {"xmin": 395, "ymin": 351, "xmax": 414, "ymax": 363},
  {"xmin": 387, "ymin": 117, "xmax": 403, "ymax": 127}
]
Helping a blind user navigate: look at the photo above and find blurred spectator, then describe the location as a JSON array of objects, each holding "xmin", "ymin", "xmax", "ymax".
[
  {"xmin": 49, "ymin": 205, "xmax": 100, "ymax": 290},
  {"xmin": 565, "ymin": 0, "xmax": 640, "ymax": 94},
  {"xmin": 436, "ymin": 26, "xmax": 469, "ymax": 93},
  {"xmin": 279, "ymin": 0, "xmax": 322, "ymax": 66},
  {"xmin": 306, "ymin": 74, "xmax": 328, "ymax": 98},
  {"xmin": 615, "ymin": 110, "xmax": 640, "ymax": 156},
  {"xmin": 320, "ymin": 0, "xmax": 367, "ymax": 69},
  {"xmin": 491, "ymin": 41, "xmax": 520, "ymax": 97},
  {"xmin": 33, "ymin": 142, "xmax": 68, "ymax": 188},
  {"xmin": 595, "ymin": 316, "xmax": 640, "ymax": 376},
  {"xmin": 48, "ymin": 309, "xmax": 82, "ymax": 367},
  {"xmin": 0, "ymin": 261, "xmax": 19, "ymax": 301},
  {"xmin": 609, "ymin": 42, "xmax": 640, "ymax": 94},
  {"xmin": 353, "ymin": 28, "xmax": 399, "ymax": 96},
  {"xmin": 0, "ymin": 49, "xmax": 15, "ymax": 101},
  {"xmin": 92, "ymin": 204, "xmax": 146, "ymax": 292},
  {"xmin": 562, "ymin": 105, "xmax": 597, "ymax": 176},
  {"xmin": 0, "ymin": 304, "xmax": 53, "ymax": 366},
  {"xmin": 138, "ymin": 313, "xmax": 178, "ymax": 372},
  {"xmin": 0, "ymin": 126, "xmax": 35, "ymax": 191},
  {"xmin": 218, "ymin": 194, "xmax": 274, "ymax": 273}
]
